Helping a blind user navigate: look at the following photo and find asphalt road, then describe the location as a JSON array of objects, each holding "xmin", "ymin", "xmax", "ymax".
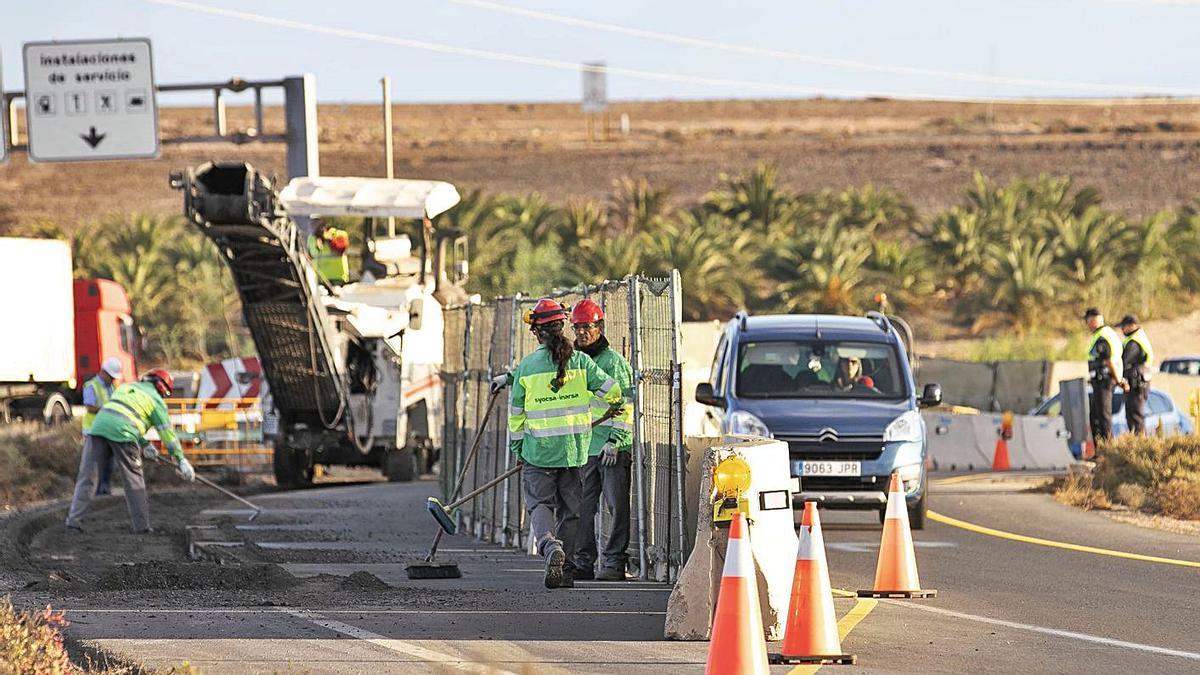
[{"xmin": 52, "ymin": 473, "xmax": 1200, "ymax": 674}]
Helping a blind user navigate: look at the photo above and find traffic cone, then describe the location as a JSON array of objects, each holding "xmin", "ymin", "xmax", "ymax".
[
  {"xmin": 705, "ymin": 512, "xmax": 769, "ymax": 675},
  {"xmin": 773, "ymin": 501, "xmax": 855, "ymax": 665},
  {"xmin": 858, "ymin": 473, "xmax": 936, "ymax": 599},
  {"xmin": 992, "ymin": 437, "xmax": 1011, "ymax": 471},
  {"xmin": 992, "ymin": 411, "xmax": 1013, "ymax": 471}
]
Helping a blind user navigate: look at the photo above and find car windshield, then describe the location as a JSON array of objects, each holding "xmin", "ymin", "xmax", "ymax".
[{"xmin": 735, "ymin": 340, "xmax": 906, "ymax": 399}]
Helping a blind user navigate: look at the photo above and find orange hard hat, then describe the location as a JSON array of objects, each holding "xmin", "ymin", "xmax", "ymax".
[
  {"xmin": 524, "ymin": 298, "xmax": 569, "ymax": 326},
  {"xmin": 570, "ymin": 298, "xmax": 604, "ymax": 325},
  {"xmin": 142, "ymin": 368, "xmax": 174, "ymax": 398}
]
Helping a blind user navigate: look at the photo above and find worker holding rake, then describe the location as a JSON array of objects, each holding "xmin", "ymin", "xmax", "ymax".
[{"xmin": 509, "ymin": 299, "xmax": 623, "ymax": 589}]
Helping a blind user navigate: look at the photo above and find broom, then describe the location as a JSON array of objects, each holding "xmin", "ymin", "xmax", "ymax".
[{"xmin": 406, "ymin": 388, "xmax": 504, "ymax": 579}]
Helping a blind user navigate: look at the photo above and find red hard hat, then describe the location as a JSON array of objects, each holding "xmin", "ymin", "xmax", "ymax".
[
  {"xmin": 142, "ymin": 368, "xmax": 174, "ymax": 397},
  {"xmin": 525, "ymin": 298, "xmax": 569, "ymax": 326},
  {"xmin": 570, "ymin": 298, "xmax": 604, "ymax": 325}
]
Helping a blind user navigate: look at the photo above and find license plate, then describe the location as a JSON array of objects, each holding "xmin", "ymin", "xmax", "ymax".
[{"xmin": 795, "ymin": 460, "xmax": 861, "ymax": 477}]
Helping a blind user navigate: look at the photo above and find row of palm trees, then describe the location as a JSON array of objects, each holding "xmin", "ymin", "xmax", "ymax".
[
  {"xmin": 440, "ymin": 165, "xmax": 1197, "ymax": 334},
  {"xmin": 23, "ymin": 164, "xmax": 1198, "ymax": 364}
]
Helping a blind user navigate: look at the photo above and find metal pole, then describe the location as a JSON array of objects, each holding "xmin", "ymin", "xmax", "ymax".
[
  {"xmin": 381, "ymin": 77, "xmax": 396, "ymax": 236},
  {"xmin": 454, "ymin": 304, "xmax": 474, "ymax": 532},
  {"xmin": 282, "ymin": 74, "xmax": 320, "ymax": 179},
  {"xmin": 669, "ymin": 269, "xmax": 688, "ymax": 576},
  {"xmin": 500, "ymin": 296, "xmax": 519, "ymax": 547},
  {"xmin": 253, "ymin": 87, "xmax": 265, "ymax": 137},
  {"xmin": 628, "ymin": 276, "xmax": 649, "ymax": 580},
  {"xmin": 5, "ymin": 93, "xmax": 18, "ymax": 147},
  {"xmin": 213, "ymin": 89, "xmax": 227, "ymax": 137}
]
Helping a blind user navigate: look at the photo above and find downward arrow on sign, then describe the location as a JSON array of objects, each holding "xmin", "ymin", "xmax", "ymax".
[{"xmin": 80, "ymin": 126, "xmax": 106, "ymax": 148}]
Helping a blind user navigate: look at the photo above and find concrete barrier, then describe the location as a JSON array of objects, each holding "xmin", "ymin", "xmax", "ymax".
[
  {"xmin": 923, "ymin": 412, "xmax": 1073, "ymax": 471},
  {"xmin": 665, "ymin": 437, "xmax": 797, "ymax": 641}
]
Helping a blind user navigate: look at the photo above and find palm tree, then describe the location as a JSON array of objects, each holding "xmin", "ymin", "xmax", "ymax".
[
  {"xmin": 608, "ymin": 177, "xmax": 670, "ymax": 235},
  {"xmin": 920, "ymin": 208, "xmax": 997, "ymax": 297},
  {"xmin": 979, "ymin": 238, "xmax": 1058, "ymax": 335},
  {"xmin": 641, "ymin": 210, "xmax": 757, "ymax": 319},
  {"xmin": 1046, "ymin": 206, "xmax": 1126, "ymax": 287},
  {"xmin": 703, "ymin": 162, "xmax": 794, "ymax": 231},
  {"xmin": 865, "ymin": 240, "xmax": 935, "ymax": 310},
  {"xmin": 772, "ymin": 215, "xmax": 871, "ymax": 314}
]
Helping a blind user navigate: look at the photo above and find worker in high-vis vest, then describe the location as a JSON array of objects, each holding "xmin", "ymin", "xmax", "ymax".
[
  {"xmin": 508, "ymin": 298, "xmax": 623, "ymax": 590},
  {"xmin": 306, "ymin": 218, "xmax": 350, "ymax": 286},
  {"xmin": 66, "ymin": 369, "xmax": 195, "ymax": 533},
  {"xmin": 81, "ymin": 357, "xmax": 124, "ymax": 496},
  {"xmin": 1119, "ymin": 314, "xmax": 1155, "ymax": 436},
  {"xmin": 1083, "ymin": 307, "xmax": 1123, "ymax": 446},
  {"xmin": 568, "ymin": 298, "xmax": 635, "ymax": 582}
]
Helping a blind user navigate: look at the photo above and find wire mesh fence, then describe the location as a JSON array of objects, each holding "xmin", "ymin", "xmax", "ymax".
[{"xmin": 440, "ymin": 272, "xmax": 686, "ymax": 581}]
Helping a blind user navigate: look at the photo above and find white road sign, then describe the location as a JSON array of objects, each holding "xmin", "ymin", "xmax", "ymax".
[
  {"xmin": 23, "ymin": 38, "xmax": 159, "ymax": 162},
  {"xmin": 582, "ymin": 62, "xmax": 607, "ymax": 114}
]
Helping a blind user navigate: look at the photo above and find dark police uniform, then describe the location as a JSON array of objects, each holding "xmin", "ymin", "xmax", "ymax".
[
  {"xmin": 1122, "ymin": 327, "xmax": 1154, "ymax": 436},
  {"xmin": 1088, "ymin": 325, "xmax": 1122, "ymax": 443}
]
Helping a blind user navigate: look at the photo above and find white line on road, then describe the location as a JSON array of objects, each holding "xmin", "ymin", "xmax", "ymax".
[
  {"xmin": 889, "ymin": 601, "xmax": 1200, "ymax": 661},
  {"xmin": 283, "ymin": 608, "xmax": 521, "ymax": 674}
]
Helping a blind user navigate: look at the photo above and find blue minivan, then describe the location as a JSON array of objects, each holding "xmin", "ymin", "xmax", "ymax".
[{"xmin": 695, "ymin": 312, "xmax": 942, "ymax": 528}]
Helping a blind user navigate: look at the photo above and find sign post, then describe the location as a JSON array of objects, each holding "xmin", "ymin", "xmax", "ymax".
[
  {"xmin": 581, "ymin": 61, "xmax": 608, "ymax": 143},
  {"xmin": 22, "ymin": 38, "xmax": 159, "ymax": 162},
  {"xmin": 0, "ymin": 52, "xmax": 7, "ymax": 165}
]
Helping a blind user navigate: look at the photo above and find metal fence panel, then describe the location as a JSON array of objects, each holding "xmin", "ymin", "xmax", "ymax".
[{"xmin": 441, "ymin": 273, "xmax": 684, "ymax": 581}]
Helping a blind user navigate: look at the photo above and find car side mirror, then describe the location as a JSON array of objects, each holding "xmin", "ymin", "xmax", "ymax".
[
  {"xmin": 920, "ymin": 383, "xmax": 943, "ymax": 408},
  {"xmin": 695, "ymin": 382, "xmax": 724, "ymax": 408}
]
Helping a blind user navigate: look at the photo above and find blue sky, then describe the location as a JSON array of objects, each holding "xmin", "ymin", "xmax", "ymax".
[{"xmin": 4, "ymin": 0, "xmax": 1200, "ymax": 103}]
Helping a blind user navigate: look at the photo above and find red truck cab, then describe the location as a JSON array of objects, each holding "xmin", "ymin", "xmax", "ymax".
[{"xmin": 73, "ymin": 279, "xmax": 137, "ymax": 389}]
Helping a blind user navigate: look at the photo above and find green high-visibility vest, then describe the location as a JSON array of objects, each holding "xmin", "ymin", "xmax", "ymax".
[
  {"xmin": 508, "ymin": 345, "xmax": 622, "ymax": 468},
  {"xmin": 1123, "ymin": 327, "xmax": 1154, "ymax": 373},
  {"xmin": 1088, "ymin": 325, "xmax": 1123, "ymax": 381},
  {"xmin": 89, "ymin": 381, "xmax": 184, "ymax": 461},
  {"xmin": 307, "ymin": 232, "xmax": 349, "ymax": 285},
  {"xmin": 588, "ymin": 347, "xmax": 634, "ymax": 456},
  {"xmin": 81, "ymin": 375, "xmax": 113, "ymax": 431}
]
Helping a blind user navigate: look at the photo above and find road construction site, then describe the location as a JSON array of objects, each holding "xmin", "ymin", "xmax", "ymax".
[{"xmin": 0, "ymin": 470, "xmax": 1193, "ymax": 673}]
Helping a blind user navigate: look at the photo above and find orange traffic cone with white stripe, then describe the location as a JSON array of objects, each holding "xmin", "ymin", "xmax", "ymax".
[
  {"xmin": 773, "ymin": 501, "xmax": 855, "ymax": 665},
  {"xmin": 705, "ymin": 512, "xmax": 769, "ymax": 675},
  {"xmin": 858, "ymin": 473, "xmax": 936, "ymax": 599}
]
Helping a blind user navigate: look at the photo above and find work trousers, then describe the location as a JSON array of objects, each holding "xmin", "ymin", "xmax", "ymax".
[
  {"xmin": 1125, "ymin": 385, "xmax": 1148, "ymax": 436},
  {"xmin": 576, "ymin": 452, "xmax": 632, "ymax": 574},
  {"xmin": 1089, "ymin": 379, "xmax": 1114, "ymax": 446},
  {"xmin": 66, "ymin": 435, "xmax": 150, "ymax": 531},
  {"xmin": 522, "ymin": 464, "xmax": 582, "ymax": 571}
]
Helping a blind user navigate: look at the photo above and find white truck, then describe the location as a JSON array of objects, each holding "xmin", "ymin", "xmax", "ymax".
[
  {"xmin": 173, "ymin": 162, "xmax": 467, "ymax": 486},
  {"xmin": 0, "ymin": 238, "xmax": 137, "ymax": 424}
]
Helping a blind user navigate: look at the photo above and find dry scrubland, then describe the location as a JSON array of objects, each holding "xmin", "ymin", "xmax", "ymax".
[
  {"xmin": 3, "ymin": 98, "xmax": 1200, "ymax": 228},
  {"xmin": 1055, "ymin": 435, "xmax": 1200, "ymax": 520}
]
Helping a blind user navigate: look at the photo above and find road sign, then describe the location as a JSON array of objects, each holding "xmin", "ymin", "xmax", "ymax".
[
  {"xmin": 23, "ymin": 38, "xmax": 159, "ymax": 162},
  {"xmin": 582, "ymin": 62, "xmax": 607, "ymax": 114}
]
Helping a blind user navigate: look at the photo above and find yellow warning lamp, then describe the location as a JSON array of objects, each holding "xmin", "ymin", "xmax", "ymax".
[
  {"xmin": 999, "ymin": 411, "xmax": 1015, "ymax": 441},
  {"xmin": 712, "ymin": 455, "xmax": 752, "ymax": 525}
]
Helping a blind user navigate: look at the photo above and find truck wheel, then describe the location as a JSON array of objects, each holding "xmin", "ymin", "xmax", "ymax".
[
  {"xmin": 273, "ymin": 444, "xmax": 314, "ymax": 488},
  {"xmin": 384, "ymin": 448, "xmax": 416, "ymax": 482},
  {"xmin": 908, "ymin": 490, "xmax": 928, "ymax": 530},
  {"xmin": 44, "ymin": 398, "xmax": 70, "ymax": 426}
]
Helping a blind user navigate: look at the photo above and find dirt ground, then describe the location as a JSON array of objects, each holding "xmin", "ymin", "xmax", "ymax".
[{"xmin": 3, "ymin": 98, "xmax": 1200, "ymax": 230}]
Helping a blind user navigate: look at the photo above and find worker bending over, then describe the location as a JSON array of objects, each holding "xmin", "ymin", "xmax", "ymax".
[
  {"xmin": 508, "ymin": 299, "xmax": 623, "ymax": 589},
  {"xmin": 66, "ymin": 369, "xmax": 195, "ymax": 533},
  {"xmin": 570, "ymin": 299, "xmax": 635, "ymax": 582}
]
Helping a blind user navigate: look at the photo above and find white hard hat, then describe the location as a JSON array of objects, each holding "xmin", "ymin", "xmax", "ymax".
[{"xmin": 101, "ymin": 357, "xmax": 124, "ymax": 379}]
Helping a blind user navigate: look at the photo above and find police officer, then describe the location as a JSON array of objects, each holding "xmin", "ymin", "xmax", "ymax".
[
  {"xmin": 1118, "ymin": 315, "xmax": 1154, "ymax": 436},
  {"xmin": 508, "ymin": 299, "xmax": 623, "ymax": 589},
  {"xmin": 569, "ymin": 299, "xmax": 634, "ymax": 582},
  {"xmin": 1083, "ymin": 308, "xmax": 1123, "ymax": 445}
]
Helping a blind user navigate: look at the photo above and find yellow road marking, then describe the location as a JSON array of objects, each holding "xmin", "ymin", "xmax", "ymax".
[
  {"xmin": 930, "ymin": 473, "xmax": 991, "ymax": 486},
  {"xmin": 928, "ymin": 510, "xmax": 1200, "ymax": 568},
  {"xmin": 788, "ymin": 590, "xmax": 878, "ymax": 674}
]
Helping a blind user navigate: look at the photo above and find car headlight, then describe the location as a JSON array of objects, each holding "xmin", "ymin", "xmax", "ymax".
[
  {"xmin": 883, "ymin": 410, "xmax": 924, "ymax": 443},
  {"xmin": 727, "ymin": 411, "xmax": 772, "ymax": 438}
]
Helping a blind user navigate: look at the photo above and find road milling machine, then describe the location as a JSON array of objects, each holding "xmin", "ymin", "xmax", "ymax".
[{"xmin": 172, "ymin": 162, "xmax": 468, "ymax": 487}]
